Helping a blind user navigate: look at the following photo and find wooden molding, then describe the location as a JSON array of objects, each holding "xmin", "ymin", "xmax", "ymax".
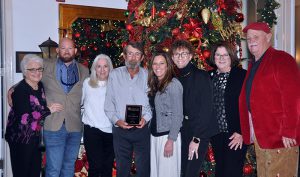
[{"xmin": 59, "ymin": 4, "xmax": 126, "ymax": 39}]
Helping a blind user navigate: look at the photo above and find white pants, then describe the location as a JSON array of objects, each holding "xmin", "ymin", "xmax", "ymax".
[{"xmin": 150, "ymin": 134, "xmax": 181, "ymax": 177}]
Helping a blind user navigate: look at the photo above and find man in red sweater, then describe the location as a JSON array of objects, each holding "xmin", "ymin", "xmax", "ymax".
[{"xmin": 239, "ymin": 22, "xmax": 300, "ymax": 176}]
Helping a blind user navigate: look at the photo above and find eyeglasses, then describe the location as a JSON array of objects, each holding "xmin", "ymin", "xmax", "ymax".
[
  {"xmin": 26, "ymin": 68, "xmax": 44, "ymax": 73},
  {"xmin": 215, "ymin": 53, "xmax": 230, "ymax": 59},
  {"xmin": 173, "ymin": 52, "xmax": 190, "ymax": 59},
  {"xmin": 127, "ymin": 52, "xmax": 142, "ymax": 57}
]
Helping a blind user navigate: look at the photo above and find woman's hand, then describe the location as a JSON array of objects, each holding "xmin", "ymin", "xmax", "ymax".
[
  {"xmin": 282, "ymin": 136, "xmax": 297, "ymax": 148},
  {"xmin": 164, "ymin": 139, "xmax": 174, "ymax": 158},
  {"xmin": 188, "ymin": 140, "xmax": 200, "ymax": 160},
  {"xmin": 228, "ymin": 132, "xmax": 243, "ymax": 150},
  {"xmin": 48, "ymin": 103, "xmax": 64, "ymax": 113}
]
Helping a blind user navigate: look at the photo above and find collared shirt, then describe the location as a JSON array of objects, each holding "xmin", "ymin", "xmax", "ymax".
[
  {"xmin": 245, "ymin": 53, "xmax": 265, "ymax": 112},
  {"xmin": 56, "ymin": 58, "xmax": 79, "ymax": 93},
  {"xmin": 104, "ymin": 66, "xmax": 152, "ymax": 125}
]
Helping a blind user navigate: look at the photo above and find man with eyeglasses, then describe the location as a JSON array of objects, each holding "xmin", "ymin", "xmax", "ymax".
[
  {"xmin": 170, "ymin": 40, "xmax": 218, "ymax": 177},
  {"xmin": 104, "ymin": 41, "xmax": 152, "ymax": 177},
  {"xmin": 42, "ymin": 37, "xmax": 89, "ymax": 177},
  {"xmin": 239, "ymin": 22, "xmax": 300, "ymax": 176}
]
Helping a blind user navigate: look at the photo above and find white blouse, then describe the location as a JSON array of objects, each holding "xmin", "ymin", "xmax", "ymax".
[{"xmin": 81, "ymin": 78, "xmax": 112, "ymax": 133}]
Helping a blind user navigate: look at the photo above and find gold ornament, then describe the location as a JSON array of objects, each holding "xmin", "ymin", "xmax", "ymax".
[
  {"xmin": 212, "ymin": 12, "xmax": 223, "ymax": 30},
  {"xmin": 201, "ymin": 8, "xmax": 211, "ymax": 24},
  {"xmin": 135, "ymin": 16, "xmax": 152, "ymax": 27},
  {"xmin": 163, "ymin": 47, "xmax": 169, "ymax": 52},
  {"xmin": 233, "ymin": 22, "xmax": 242, "ymax": 36},
  {"xmin": 100, "ymin": 20, "xmax": 116, "ymax": 32},
  {"xmin": 137, "ymin": 0, "xmax": 148, "ymax": 17},
  {"xmin": 176, "ymin": 11, "xmax": 183, "ymax": 20}
]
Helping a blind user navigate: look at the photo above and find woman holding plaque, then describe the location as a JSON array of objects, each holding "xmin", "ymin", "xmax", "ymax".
[
  {"xmin": 81, "ymin": 54, "xmax": 115, "ymax": 177},
  {"xmin": 148, "ymin": 52, "xmax": 183, "ymax": 177}
]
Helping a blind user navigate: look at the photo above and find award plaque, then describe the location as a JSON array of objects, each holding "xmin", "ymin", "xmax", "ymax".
[{"xmin": 125, "ymin": 105, "xmax": 142, "ymax": 125}]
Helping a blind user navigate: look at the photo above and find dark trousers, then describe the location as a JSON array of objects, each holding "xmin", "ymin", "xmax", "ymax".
[
  {"xmin": 181, "ymin": 121, "xmax": 209, "ymax": 177},
  {"xmin": 83, "ymin": 124, "xmax": 114, "ymax": 177},
  {"xmin": 211, "ymin": 132, "xmax": 247, "ymax": 177},
  {"xmin": 112, "ymin": 125, "xmax": 150, "ymax": 177},
  {"xmin": 8, "ymin": 141, "xmax": 42, "ymax": 177}
]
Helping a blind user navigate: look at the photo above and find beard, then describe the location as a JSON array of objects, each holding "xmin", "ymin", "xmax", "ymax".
[
  {"xmin": 59, "ymin": 53, "xmax": 75, "ymax": 63},
  {"xmin": 125, "ymin": 60, "xmax": 141, "ymax": 69}
]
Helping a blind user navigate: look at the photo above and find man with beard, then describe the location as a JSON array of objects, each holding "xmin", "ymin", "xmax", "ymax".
[
  {"xmin": 105, "ymin": 41, "xmax": 152, "ymax": 177},
  {"xmin": 42, "ymin": 38, "xmax": 89, "ymax": 177}
]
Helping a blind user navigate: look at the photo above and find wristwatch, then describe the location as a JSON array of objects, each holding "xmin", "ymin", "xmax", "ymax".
[{"xmin": 192, "ymin": 137, "xmax": 200, "ymax": 144}]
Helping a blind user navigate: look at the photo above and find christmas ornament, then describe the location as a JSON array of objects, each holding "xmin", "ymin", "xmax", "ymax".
[
  {"xmin": 201, "ymin": 8, "xmax": 211, "ymax": 24},
  {"xmin": 235, "ymin": 13, "xmax": 244, "ymax": 23},
  {"xmin": 172, "ymin": 28, "xmax": 180, "ymax": 36},
  {"xmin": 121, "ymin": 42, "xmax": 128, "ymax": 48},
  {"xmin": 100, "ymin": 20, "xmax": 116, "ymax": 32},
  {"xmin": 81, "ymin": 46, "xmax": 87, "ymax": 51},
  {"xmin": 126, "ymin": 24, "xmax": 134, "ymax": 31},
  {"xmin": 202, "ymin": 49, "xmax": 211, "ymax": 59},
  {"xmin": 74, "ymin": 32, "xmax": 80, "ymax": 38},
  {"xmin": 162, "ymin": 47, "xmax": 169, "ymax": 53},
  {"xmin": 199, "ymin": 171, "xmax": 207, "ymax": 177},
  {"xmin": 106, "ymin": 42, "xmax": 112, "ymax": 48},
  {"xmin": 124, "ymin": 11, "xmax": 129, "ymax": 17},
  {"xmin": 149, "ymin": 35, "xmax": 156, "ymax": 43},
  {"xmin": 212, "ymin": 12, "xmax": 223, "ymax": 30},
  {"xmin": 243, "ymin": 164, "xmax": 253, "ymax": 175},
  {"xmin": 158, "ymin": 10, "xmax": 167, "ymax": 18},
  {"xmin": 93, "ymin": 46, "xmax": 98, "ymax": 51},
  {"xmin": 151, "ymin": 3, "xmax": 156, "ymax": 19},
  {"xmin": 176, "ymin": 11, "xmax": 183, "ymax": 20},
  {"xmin": 100, "ymin": 32, "xmax": 105, "ymax": 38},
  {"xmin": 135, "ymin": 16, "xmax": 152, "ymax": 27}
]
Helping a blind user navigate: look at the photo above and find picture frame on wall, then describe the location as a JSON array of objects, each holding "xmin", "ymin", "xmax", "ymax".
[{"xmin": 16, "ymin": 51, "xmax": 43, "ymax": 73}]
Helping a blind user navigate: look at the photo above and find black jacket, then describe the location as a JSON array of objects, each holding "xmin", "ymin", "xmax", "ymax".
[
  {"xmin": 209, "ymin": 66, "xmax": 246, "ymax": 134},
  {"xmin": 178, "ymin": 62, "xmax": 218, "ymax": 139}
]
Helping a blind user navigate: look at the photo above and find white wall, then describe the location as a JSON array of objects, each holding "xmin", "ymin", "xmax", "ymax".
[{"xmin": 12, "ymin": 0, "xmax": 127, "ymax": 82}]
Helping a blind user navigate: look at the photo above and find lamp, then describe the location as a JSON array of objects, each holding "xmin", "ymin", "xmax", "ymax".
[{"xmin": 39, "ymin": 37, "xmax": 58, "ymax": 59}]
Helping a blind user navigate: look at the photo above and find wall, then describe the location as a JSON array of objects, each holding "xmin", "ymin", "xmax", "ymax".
[{"xmin": 12, "ymin": 0, "xmax": 127, "ymax": 82}]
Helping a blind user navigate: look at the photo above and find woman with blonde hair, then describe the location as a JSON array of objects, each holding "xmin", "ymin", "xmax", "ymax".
[{"xmin": 81, "ymin": 54, "xmax": 114, "ymax": 177}]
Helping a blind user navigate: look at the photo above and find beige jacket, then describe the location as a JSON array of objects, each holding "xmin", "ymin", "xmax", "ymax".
[{"xmin": 42, "ymin": 58, "xmax": 89, "ymax": 132}]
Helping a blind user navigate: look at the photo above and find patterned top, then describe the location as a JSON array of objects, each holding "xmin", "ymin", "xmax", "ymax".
[
  {"xmin": 5, "ymin": 79, "xmax": 51, "ymax": 145},
  {"xmin": 211, "ymin": 70, "xmax": 230, "ymax": 133}
]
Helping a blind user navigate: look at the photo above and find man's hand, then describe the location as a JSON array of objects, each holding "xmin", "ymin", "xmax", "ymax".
[
  {"xmin": 136, "ymin": 117, "xmax": 146, "ymax": 128},
  {"xmin": 282, "ymin": 136, "xmax": 297, "ymax": 148},
  {"xmin": 164, "ymin": 139, "xmax": 174, "ymax": 158},
  {"xmin": 48, "ymin": 103, "xmax": 64, "ymax": 113},
  {"xmin": 115, "ymin": 119, "xmax": 134, "ymax": 129}
]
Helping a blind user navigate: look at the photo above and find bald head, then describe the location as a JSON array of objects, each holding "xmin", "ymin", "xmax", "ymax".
[{"xmin": 56, "ymin": 38, "xmax": 77, "ymax": 64}]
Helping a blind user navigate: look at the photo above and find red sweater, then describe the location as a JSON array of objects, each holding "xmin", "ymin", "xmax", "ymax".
[{"xmin": 239, "ymin": 47, "xmax": 300, "ymax": 149}]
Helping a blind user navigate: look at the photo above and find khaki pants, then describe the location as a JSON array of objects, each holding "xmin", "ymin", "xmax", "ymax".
[{"xmin": 254, "ymin": 138, "xmax": 299, "ymax": 177}]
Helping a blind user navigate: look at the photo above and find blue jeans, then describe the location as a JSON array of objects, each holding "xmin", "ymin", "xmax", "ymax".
[{"xmin": 44, "ymin": 124, "xmax": 82, "ymax": 177}]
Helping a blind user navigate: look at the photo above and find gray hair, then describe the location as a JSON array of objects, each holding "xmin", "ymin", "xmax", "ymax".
[
  {"xmin": 89, "ymin": 54, "xmax": 114, "ymax": 88},
  {"xmin": 20, "ymin": 54, "xmax": 43, "ymax": 76}
]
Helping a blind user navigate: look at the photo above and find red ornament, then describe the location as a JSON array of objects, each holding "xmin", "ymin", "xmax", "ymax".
[
  {"xmin": 74, "ymin": 32, "xmax": 80, "ymax": 38},
  {"xmin": 158, "ymin": 10, "xmax": 167, "ymax": 17},
  {"xmin": 202, "ymin": 50, "xmax": 211, "ymax": 59},
  {"xmin": 106, "ymin": 42, "xmax": 111, "ymax": 48},
  {"xmin": 121, "ymin": 42, "xmax": 128, "ymax": 48},
  {"xmin": 100, "ymin": 33, "xmax": 105, "ymax": 38},
  {"xmin": 235, "ymin": 13, "xmax": 244, "ymax": 23},
  {"xmin": 93, "ymin": 46, "xmax": 98, "ymax": 51},
  {"xmin": 80, "ymin": 46, "xmax": 87, "ymax": 51},
  {"xmin": 126, "ymin": 24, "xmax": 134, "ymax": 31},
  {"xmin": 243, "ymin": 164, "xmax": 253, "ymax": 175},
  {"xmin": 199, "ymin": 171, "xmax": 207, "ymax": 177},
  {"xmin": 151, "ymin": 4, "xmax": 156, "ymax": 19},
  {"xmin": 172, "ymin": 28, "xmax": 180, "ymax": 36}
]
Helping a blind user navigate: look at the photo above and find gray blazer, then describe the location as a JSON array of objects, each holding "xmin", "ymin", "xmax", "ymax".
[
  {"xmin": 154, "ymin": 78, "xmax": 183, "ymax": 141},
  {"xmin": 42, "ymin": 58, "xmax": 89, "ymax": 132}
]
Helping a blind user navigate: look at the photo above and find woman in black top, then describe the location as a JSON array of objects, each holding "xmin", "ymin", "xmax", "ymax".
[
  {"xmin": 5, "ymin": 54, "xmax": 63, "ymax": 177},
  {"xmin": 170, "ymin": 40, "xmax": 219, "ymax": 177},
  {"xmin": 208, "ymin": 42, "xmax": 247, "ymax": 177}
]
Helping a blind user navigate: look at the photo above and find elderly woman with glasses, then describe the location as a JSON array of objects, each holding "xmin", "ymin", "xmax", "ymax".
[
  {"xmin": 5, "ymin": 54, "xmax": 63, "ymax": 177},
  {"xmin": 208, "ymin": 42, "xmax": 247, "ymax": 177},
  {"xmin": 81, "ymin": 54, "xmax": 115, "ymax": 177}
]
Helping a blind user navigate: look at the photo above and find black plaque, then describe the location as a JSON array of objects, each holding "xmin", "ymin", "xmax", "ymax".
[{"xmin": 125, "ymin": 105, "xmax": 142, "ymax": 125}]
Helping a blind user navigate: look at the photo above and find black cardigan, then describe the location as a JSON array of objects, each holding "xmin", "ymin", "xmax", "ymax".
[
  {"xmin": 209, "ymin": 66, "xmax": 246, "ymax": 134},
  {"xmin": 178, "ymin": 62, "xmax": 219, "ymax": 139}
]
